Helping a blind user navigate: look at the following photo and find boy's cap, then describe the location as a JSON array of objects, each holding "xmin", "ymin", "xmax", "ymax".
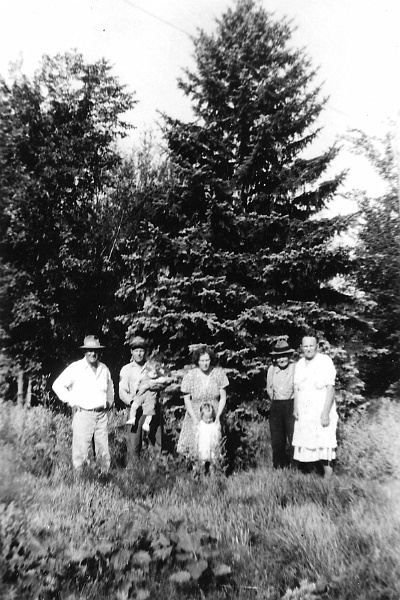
[
  {"xmin": 130, "ymin": 336, "xmax": 147, "ymax": 349},
  {"xmin": 270, "ymin": 338, "xmax": 294, "ymax": 356}
]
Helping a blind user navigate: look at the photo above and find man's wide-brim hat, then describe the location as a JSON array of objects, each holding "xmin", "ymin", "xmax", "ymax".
[
  {"xmin": 80, "ymin": 335, "xmax": 105, "ymax": 350},
  {"xmin": 270, "ymin": 338, "xmax": 294, "ymax": 356},
  {"xmin": 130, "ymin": 336, "xmax": 147, "ymax": 349}
]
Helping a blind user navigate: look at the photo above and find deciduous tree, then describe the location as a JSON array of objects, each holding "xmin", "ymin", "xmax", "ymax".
[
  {"xmin": 345, "ymin": 128, "xmax": 400, "ymax": 395},
  {"xmin": 0, "ymin": 52, "xmax": 135, "ymax": 379}
]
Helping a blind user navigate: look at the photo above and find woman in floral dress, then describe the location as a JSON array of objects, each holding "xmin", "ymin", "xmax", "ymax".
[{"xmin": 177, "ymin": 346, "xmax": 229, "ymax": 457}]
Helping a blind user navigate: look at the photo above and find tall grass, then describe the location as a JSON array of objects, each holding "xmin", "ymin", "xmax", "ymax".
[
  {"xmin": 337, "ymin": 398, "xmax": 400, "ymax": 480},
  {"xmin": 1, "ymin": 398, "xmax": 399, "ymax": 599}
]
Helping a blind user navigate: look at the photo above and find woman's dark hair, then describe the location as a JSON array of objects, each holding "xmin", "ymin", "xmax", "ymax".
[{"xmin": 191, "ymin": 345, "xmax": 217, "ymax": 366}]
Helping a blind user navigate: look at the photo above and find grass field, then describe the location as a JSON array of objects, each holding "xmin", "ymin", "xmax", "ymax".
[{"xmin": 1, "ymin": 398, "xmax": 399, "ymax": 599}]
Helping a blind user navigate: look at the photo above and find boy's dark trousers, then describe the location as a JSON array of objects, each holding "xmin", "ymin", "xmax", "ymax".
[{"xmin": 269, "ymin": 399, "xmax": 295, "ymax": 469}]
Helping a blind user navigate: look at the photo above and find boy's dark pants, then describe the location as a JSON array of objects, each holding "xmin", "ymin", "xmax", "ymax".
[{"xmin": 269, "ymin": 399, "xmax": 295, "ymax": 469}]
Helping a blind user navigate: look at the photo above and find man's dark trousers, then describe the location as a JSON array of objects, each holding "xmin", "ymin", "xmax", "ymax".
[{"xmin": 126, "ymin": 404, "xmax": 163, "ymax": 465}]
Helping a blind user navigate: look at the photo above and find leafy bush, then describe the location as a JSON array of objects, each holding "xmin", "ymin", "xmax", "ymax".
[
  {"xmin": 1, "ymin": 399, "xmax": 400, "ymax": 599},
  {"xmin": 0, "ymin": 400, "xmax": 71, "ymax": 477},
  {"xmin": 336, "ymin": 398, "xmax": 400, "ymax": 480},
  {"xmin": 0, "ymin": 501, "xmax": 29, "ymax": 591},
  {"xmin": 0, "ymin": 490, "xmax": 232, "ymax": 599},
  {"xmin": 225, "ymin": 407, "xmax": 272, "ymax": 473}
]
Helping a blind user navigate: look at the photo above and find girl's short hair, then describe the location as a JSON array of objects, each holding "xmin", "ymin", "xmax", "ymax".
[
  {"xmin": 191, "ymin": 345, "xmax": 217, "ymax": 366},
  {"xmin": 200, "ymin": 403, "xmax": 216, "ymax": 419}
]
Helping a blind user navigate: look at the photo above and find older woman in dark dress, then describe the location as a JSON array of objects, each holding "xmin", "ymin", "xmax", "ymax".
[{"xmin": 177, "ymin": 346, "xmax": 229, "ymax": 457}]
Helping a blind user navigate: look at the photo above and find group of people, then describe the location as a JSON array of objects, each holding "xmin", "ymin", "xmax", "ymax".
[{"xmin": 52, "ymin": 333, "xmax": 338, "ymax": 479}]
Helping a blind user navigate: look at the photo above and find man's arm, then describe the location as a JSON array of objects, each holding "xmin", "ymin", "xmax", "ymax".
[
  {"xmin": 106, "ymin": 370, "xmax": 114, "ymax": 407},
  {"xmin": 52, "ymin": 365, "xmax": 75, "ymax": 406},
  {"xmin": 140, "ymin": 376, "xmax": 171, "ymax": 393},
  {"xmin": 119, "ymin": 365, "xmax": 133, "ymax": 406},
  {"xmin": 131, "ymin": 387, "xmax": 147, "ymax": 407}
]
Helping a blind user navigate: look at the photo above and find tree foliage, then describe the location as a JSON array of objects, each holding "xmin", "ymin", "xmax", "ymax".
[
  {"xmin": 345, "ymin": 128, "xmax": 400, "ymax": 395},
  {"xmin": 118, "ymin": 0, "xmax": 359, "ymax": 404},
  {"xmin": 0, "ymin": 52, "xmax": 136, "ymax": 375},
  {"xmin": 0, "ymin": 6, "xmax": 373, "ymax": 416}
]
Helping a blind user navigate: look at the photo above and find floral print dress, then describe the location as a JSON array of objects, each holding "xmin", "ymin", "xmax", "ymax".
[{"xmin": 177, "ymin": 367, "xmax": 229, "ymax": 456}]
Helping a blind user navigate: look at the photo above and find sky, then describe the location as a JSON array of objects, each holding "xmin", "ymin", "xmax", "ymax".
[{"xmin": 0, "ymin": 0, "xmax": 399, "ymax": 210}]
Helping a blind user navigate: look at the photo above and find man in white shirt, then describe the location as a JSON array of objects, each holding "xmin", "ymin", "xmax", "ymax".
[{"xmin": 52, "ymin": 335, "xmax": 114, "ymax": 473}]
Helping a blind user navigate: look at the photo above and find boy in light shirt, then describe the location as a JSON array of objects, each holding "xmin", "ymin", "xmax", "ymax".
[{"xmin": 266, "ymin": 337, "xmax": 295, "ymax": 469}]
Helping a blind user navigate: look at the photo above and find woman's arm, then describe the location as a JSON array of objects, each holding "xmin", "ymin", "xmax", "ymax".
[
  {"xmin": 321, "ymin": 384, "xmax": 335, "ymax": 427},
  {"xmin": 215, "ymin": 388, "xmax": 227, "ymax": 421},
  {"xmin": 293, "ymin": 384, "xmax": 300, "ymax": 420},
  {"xmin": 183, "ymin": 394, "xmax": 199, "ymax": 424},
  {"xmin": 293, "ymin": 362, "xmax": 300, "ymax": 419}
]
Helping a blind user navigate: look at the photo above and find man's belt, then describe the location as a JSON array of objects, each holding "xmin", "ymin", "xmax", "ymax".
[
  {"xmin": 77, "ymin": 406, "xmax": 106, "ymax": 412},
  {"xmin": 272, "ymin": 398, "xmax": 294, "ymax": 401}
]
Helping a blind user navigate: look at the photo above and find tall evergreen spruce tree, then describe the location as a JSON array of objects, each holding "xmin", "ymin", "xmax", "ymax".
[{"xmin": 118, "ymin": 1, "xmax": 358, "ymax": 403}]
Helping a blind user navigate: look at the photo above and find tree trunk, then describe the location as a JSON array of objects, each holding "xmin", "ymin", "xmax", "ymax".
[
  {"xmin": 17, "ymin": 369, "xmax": 24, "ymax": 406},
  {"xmin": 26, "ymin": 377, "xmax": 32, "ymax": 408}
]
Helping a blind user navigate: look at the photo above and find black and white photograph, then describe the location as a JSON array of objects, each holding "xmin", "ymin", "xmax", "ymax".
[{"xmin": 0, "ymin": 1, "xmax": 399, "ymax": 598}]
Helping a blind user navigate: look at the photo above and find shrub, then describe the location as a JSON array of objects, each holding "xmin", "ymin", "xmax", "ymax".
[
  {"xmin": 225, "ymin": 406, "xmax": 272, "ymax": 473},
  {"xmin": 336, "ymin": 398, "xmax": 400, "ymax": 480},
  {"xmin": 0, "ymin": 478, "xmax": 232, "ymax": 599},
  {"xmin": 1, "ymin": 398, "xmax": 400, "ymax": 599},
  {"xmin": 0, "ymin": 400, "xmax": 71, "ymax": 477}
]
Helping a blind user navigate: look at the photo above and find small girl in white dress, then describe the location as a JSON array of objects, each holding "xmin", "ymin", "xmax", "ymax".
[{"xmin": 197, "ymin": 403, "xmax": 221, "ymax": 467}]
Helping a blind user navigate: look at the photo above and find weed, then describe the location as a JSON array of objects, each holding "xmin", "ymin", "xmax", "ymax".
[
  {"xmin": 1, "ymin": 399, "xmax": 400, "ymax": 599},
  {"xmin": 337, "ymin": 398, "xmax": 400, "ymax": 481}
]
